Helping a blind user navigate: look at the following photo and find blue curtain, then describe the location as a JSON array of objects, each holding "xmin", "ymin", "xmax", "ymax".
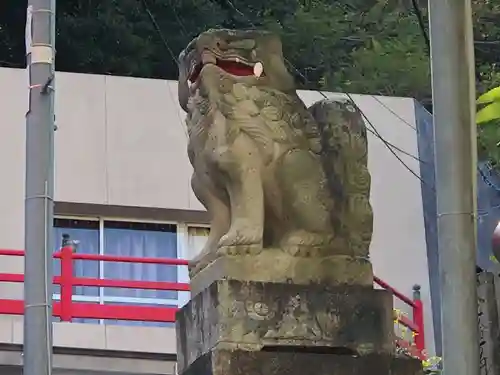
[
  {"xmin": 102, "ymin": 226, "xmax": 178, "ymax": 300},
  {"xmin": 102, "ymin": 224, "xmax": 178, "ymax": 327},
  {"xmin": 52, "ymin": 226, "xmax": 99, "ymax": 297}
]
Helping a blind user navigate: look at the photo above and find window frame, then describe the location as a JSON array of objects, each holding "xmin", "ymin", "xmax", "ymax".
[
  {"xmin": 53, "ymin": 215, "xmax": 186, "ymax": 324},
  {"xmin": 177, "ymin": 223, "xmax": 210, "ymax": 306}
]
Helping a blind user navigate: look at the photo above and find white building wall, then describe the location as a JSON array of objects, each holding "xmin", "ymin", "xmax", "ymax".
[{"xmin": 0, "ymin": 67, "xmax": 435, "ymax": 354}]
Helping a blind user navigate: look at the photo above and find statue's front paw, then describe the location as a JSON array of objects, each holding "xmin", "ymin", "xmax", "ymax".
[{"xmin": 218, "ymin": 221, "xmax": 263, "ymax": 248}]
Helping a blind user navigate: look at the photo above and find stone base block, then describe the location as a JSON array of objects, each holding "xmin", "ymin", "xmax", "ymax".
[
  {"xmin": 189, "ymin": 249, "xmax": 373, "ymax": 297},
  {"xmin": 176, "ymin": 280, "xmax": 394, "ymax": 373},
  {"xmin": 180, "ymin": 348, "xmax": 423, "ymax": 375}
]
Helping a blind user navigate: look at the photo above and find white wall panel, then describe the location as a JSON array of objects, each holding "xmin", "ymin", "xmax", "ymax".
[{"xmin": 0, "ymin": 67, "xmax": 435, "ymax": 353}]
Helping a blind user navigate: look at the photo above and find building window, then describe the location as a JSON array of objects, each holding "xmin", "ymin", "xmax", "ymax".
[
  {"xmin": 53, "ymin": 218, "xmax": 100, "ymax": 298},
  {"xmin": 53, "ymin": 217, "xmax": 181, "ymax": 326},
  {"xmin": 53, "ymin": 218, "xmax": 100, "ymax": 324},
  {"xmin": 102, "ymin": 220, "xmax": 178, "ymax": 302},
  {"xmin": 186, "ymin": 226, "xmax": 210, "ymax": 260},
  {"xmin": 175, "ymin": 225, "xmax": 210, "ymax": 307}
]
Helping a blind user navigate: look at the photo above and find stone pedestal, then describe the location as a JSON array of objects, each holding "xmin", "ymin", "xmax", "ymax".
[
  {"xmin": 189, "ymin": 251, "xmax": 374, "ymax": 297},
  {"xmin": 176, "ymin": 254, "xmax": 423, "ymax": 375},
  {"xmin": 177, "ymin": 280, "xmax": 395, "ymax": 373}
]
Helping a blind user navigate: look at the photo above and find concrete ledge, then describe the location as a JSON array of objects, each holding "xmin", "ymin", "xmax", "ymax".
[
  {"xmin": 0, "ymin": 344, "xmax": 176, "ymax": 375},
  {"xmin": 0, "ymin": 316, "xmax": 177, "ymax": 354}
]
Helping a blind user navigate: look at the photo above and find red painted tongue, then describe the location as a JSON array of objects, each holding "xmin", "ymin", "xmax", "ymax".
[{"xmin": 217, "ymin": 60, "xmax": 254, "ymax": 76}]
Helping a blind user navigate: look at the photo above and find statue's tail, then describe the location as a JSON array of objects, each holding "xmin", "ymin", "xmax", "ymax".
[{"xmin": 308, "ymin": 98, "xmax": 373, "ymax": 258}]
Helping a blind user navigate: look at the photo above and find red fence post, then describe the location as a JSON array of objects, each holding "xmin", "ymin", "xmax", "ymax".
[
  {"xmin": 60, "ymin": 246, "xmax": 74, "ymax": 322},
  {"xmin": 412, "ymin": 284, "xmax": 426, "ymax": 356}
]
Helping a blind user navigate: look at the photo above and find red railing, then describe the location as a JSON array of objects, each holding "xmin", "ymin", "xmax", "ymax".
[
  {"xmin": 0, "ymin": 248, "xmax": 425, "ymax": 358},
  {"xmin": 374, "ymin": 276, "xmax": 426, "ymax": 359}
]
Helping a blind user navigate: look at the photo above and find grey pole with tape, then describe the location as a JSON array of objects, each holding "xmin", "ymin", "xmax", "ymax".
[
  {"xmin": 23, "ymin": 0, "xmax": 56, "ymax": 374},
  {"xmin": 428, "ymin": 0, "xmax": 479, "ymax": 374}
]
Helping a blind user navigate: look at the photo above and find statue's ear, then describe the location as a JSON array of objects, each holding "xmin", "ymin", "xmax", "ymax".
[
  {"xmin": 178, "ymin": 74, "xmax": 189, "ymax": 112},
  {"xmin": 178, "ymin": 52, "xmax": 189, "ymax": 112}
]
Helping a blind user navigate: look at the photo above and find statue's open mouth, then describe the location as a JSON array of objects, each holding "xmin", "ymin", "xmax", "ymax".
[{"xmin": 188, "ymin": 57, "xmax": 264, "ymax": 83}]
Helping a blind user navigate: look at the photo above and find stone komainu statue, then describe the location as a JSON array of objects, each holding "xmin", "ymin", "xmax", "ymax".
[{"xmin": 178, "ymin": 29, "xmax": 373, "ymax": 265}]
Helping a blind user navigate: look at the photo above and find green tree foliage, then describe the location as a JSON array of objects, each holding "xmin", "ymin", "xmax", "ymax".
[
  {"xmin": 477, "ymin": 86, "xmax": 500, "ymax": 167},
  {"xmin": 4, "ymin": 0, "xmax": 500, "ymax": 166},
  {"xmin": 0, "ymin": 0, "xmax": 498, "ymax": 106},
  {"xmin": 474, "ymin": 0, "xmax": 500, "ymax": 92}
]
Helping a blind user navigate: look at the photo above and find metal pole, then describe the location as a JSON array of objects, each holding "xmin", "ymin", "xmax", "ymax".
[
  {"xmin": 23, "ymin": 0, "xmax": 56, "ymax": 373},
  {"xmin": 428, "ymin": 0, "xmax": 479, "ymax": 374}
]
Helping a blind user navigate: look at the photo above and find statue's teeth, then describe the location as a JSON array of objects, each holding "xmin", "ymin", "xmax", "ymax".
[{"xmin": 253, "ymin": 62, "xmax": 263, "ymax": 78}]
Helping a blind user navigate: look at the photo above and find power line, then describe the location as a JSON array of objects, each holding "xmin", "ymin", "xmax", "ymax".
[
  {"xmin": 167, "ymin": 0, "xmax": 189, "ymax": 37},
  {"xmin": 139, "ymin": 0, "xmax": 179, "ymax": 66},
  {"xmin": 138, "ymin": 0, "xmax": 500, "ymax": 218},
  {"xmin": 142, "ymin": 0, "xmax": 423, "ymax": 166},
  {"xmin": 411, "ymin": 0, "xmax": 488, "ymax": 86},
  {"xmin": 313, "ymin": 91, "xmax": 425, "ymax": 164},
  {"xmin": 410, "ymin": 0, "xmax": 500, "ymax": 195},
  {"xmin": 139, "ymin": 0, "xmax": 430, "ymax": 188},
  {"xmin": 0, "ymin": 60, "xmax": 25, "ymax": 69},
  {"xmin": 344, "ymin": 91, "xmax": 432, "ymax": 189},
  {"xmin": 410, "ymin": 0, "xmax": 430, "ymax": 52},
  {"xmin": 407, "ymin": 0, "xmax": 500, "ymax": 196},
  {"xmin": 217, "ymin": 0, "xmax": 431, "ymax": 188},
  {"xmin": 138, "ymin": 0, "xmax": 189, "ymax": 140},
  {"xmin": 142, "ymin": 0, "xmax": 426, "ymax": 168},
  {"xmin": 479, "ymin": 163, "xmax": 500, "ymax": 192},
  {"xmin": 371, "ymin": 95, "xmax": 417, "ymax": 131},
  {"xmin": 410, "ymin": 1, "xmax": 500, "ymax": 50}
]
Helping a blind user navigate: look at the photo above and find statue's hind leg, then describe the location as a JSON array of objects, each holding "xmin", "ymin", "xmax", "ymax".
[{"xmin": 276, "ymin": 149, "xmax": 335, "ymax": 251}]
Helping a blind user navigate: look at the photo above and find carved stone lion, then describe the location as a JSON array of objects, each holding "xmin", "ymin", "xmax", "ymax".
[{"xmin": 178, "ymin": 29, "xmax": 373, "ymax": 264}]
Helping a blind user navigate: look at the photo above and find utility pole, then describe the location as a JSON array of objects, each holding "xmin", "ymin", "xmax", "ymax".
[
  {"xmin": 23, "ymin": 0, "xmax": 56, "ymax": 374},
  {"xmin": 428, "ymin": 1, "xmax": 479, "ymax": 375}
]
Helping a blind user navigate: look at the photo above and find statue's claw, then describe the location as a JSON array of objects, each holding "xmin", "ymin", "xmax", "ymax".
[{"xmin": 218, "ymin": 220, "xmax": 263, "ymax": 248}]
